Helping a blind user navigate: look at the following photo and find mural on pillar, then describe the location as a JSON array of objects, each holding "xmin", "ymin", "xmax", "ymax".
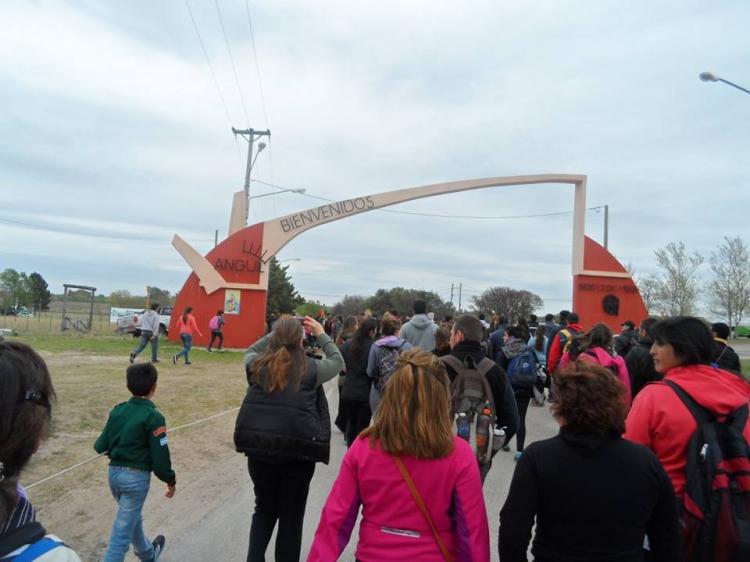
[
  {"xmin": 169, "ymin": 175, "xmax": 647, "ymax": 348},
  {"xmin": 572, "ymin": 236, "xmax": 648, "ymax": 332}
]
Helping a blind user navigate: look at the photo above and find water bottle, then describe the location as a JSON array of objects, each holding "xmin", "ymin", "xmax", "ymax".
[
  {"xmin": 492, "ymin": 426, "xmax": 507, "ymax": 454},
  {"xmin": 456, "ymin": 412, "xmax": 470, "ymax": 441},
  {"xmin": 475, "ymin": 405, "xmax": 492, "ymax": 462}
]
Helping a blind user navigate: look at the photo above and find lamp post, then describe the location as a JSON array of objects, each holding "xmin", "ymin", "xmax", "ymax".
[
  {"xmin": 699, "ymin": 72, "xmax": 750, "ymax": 96},
  {"xmin": 248, "ymin": 188, "xmax": 306, "ymax": 201}
]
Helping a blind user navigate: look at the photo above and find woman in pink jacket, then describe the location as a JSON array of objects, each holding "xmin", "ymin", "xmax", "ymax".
[
  {"xmin": 308, "ymin": 348, "xmax": 489, "ymax": 562},
  {"xmin": 172, "ymin": 306, "xmax": 202, "ymax": 365},
  {"xmin": 559, "ymin": 322, "xmax": 632, "ymax": 407}
]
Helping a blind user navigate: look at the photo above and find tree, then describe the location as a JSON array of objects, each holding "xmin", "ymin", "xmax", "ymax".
[
  {"xmin": 27, "ymin": 272, "xmax": 52, "ymax": 311},
  {"xmin": 331, "ymin": 295, "xmax": 367, "ymax": 318},
  {"xmin": 470, "ymin": 286, "xmax": 544, "ymax": 322},
  {"xmin": 653, "ymin": 241, "xmax": 703, "ymax": 315},
  {"xmin": 0, "ymin": 268, "xmax": 22, "ymax": 308},
  {"xmin": 362, "ymin": 287, "xmax": 455, "ymax": 320},
  {"xmin": 107, "ymin": 290, "xmax": 147, "ymax": 307},
  {"xmin": 636, "ymin": 273, "xmax": 662, "ymax": 313},
  {"xmin": 148, "ymin": 286, "xmax": 174, "ymax": 306},
  {"xmin": 707, "ymin": 236, "xmax": 750, "ymax": 332},
  {"xmin": 266, "ymin": 257, "xmax": 304, "ymax": 316}
]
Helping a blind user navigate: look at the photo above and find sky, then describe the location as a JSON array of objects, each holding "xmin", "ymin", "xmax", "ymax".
[{"xmin": 1, "ymin": 0, "xmax": 749, "ymax": 312}]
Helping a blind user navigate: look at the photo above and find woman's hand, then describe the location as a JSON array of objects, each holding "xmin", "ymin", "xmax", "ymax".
[{"xmin": 305, "ymin": 316, "xmax": 325, "ymax": 337}]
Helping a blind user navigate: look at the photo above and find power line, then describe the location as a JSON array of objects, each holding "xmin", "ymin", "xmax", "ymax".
[
  {"xmin": 214, "ymin": 0, "xmax": 250, "ymax": 126},
  {"xmin": 184, "ymin": 0, "xmax": 235, "ymax": 129},
  {"xmin": 244, "ymin": 0, "xmax": 270, "ymax": 128},
  {"xmin": 252, "ymin": 179, "xmax": 604, "ymax": 221}
]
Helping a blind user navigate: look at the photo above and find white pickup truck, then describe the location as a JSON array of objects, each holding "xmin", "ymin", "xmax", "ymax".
[{"xmin": 116, "ymin": 306, "xmax": 173, "ymax": 337}]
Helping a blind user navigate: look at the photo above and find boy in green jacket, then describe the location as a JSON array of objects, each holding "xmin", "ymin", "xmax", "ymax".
[{"xmin": 94, "ymin": 363, "xmax": 176, "ymax": 562}]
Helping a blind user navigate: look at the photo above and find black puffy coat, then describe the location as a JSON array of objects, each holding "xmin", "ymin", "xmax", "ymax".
[{"xmin": 234, "ymin": 357, "xmax": 331, "ymax": 464}]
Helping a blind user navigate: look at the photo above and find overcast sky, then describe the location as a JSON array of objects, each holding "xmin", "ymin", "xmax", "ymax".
[{"xmin": 2, "ymin": 0, "xmax": 748, "ymax": 312}]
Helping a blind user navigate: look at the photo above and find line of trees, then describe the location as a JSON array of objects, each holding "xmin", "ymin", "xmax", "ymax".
[
  {"xmin": 0, "ymin": 269, "xmax": 52, "ymax": 311},
  {"xmin": 635, "ymin": 236, "xmax": 750, "ymax": 328}
]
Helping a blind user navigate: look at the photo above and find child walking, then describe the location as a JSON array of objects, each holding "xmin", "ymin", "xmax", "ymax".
[
  {"xmin": 95, "ymin": 363, "xmax": 176, "ymax": 562},
  {"xmin": 207, "ymin": 310, "xmax": 224, "ymax": 352}
]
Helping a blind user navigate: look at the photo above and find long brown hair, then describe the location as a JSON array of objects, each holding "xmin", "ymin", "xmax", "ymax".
[
  {"xmin": 181, "ymin": 306, "xmax": 193, "ymax": 324},
  {"xmin": 362, "ymin": 348, "xmax": 454, "ymax": 459},
  {"xmin": 250, "ymin": 318, "xmax": 307, "ymax": 392},
  {"xmin": 534, "ymin": 325, "xmax": 546, "ymax": 352}
]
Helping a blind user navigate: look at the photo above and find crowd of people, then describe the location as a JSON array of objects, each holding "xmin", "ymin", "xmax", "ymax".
[{"xmin": 1, "ymin": 302, "xmax": 748, "ymax": 561}]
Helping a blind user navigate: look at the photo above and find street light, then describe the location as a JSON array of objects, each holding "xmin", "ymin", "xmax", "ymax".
[
  {"xmin": 699, "ymin": 71, "xmax": 750, "ymax": 96},
  {"xmin": 277, "ymin": 258, "xmax": 301, "ymax": 263},
  {"xmin": 248, "ymin": 188, "xmax": 306, "ymax": 200}
]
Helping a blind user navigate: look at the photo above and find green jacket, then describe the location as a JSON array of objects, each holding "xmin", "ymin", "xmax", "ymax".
[{"xmin": 94, "ymin": 397, "xmax": 176, "ymax": 485}]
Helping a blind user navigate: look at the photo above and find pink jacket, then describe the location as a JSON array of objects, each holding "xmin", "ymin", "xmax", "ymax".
[
  {"xmin": 307, "ymin": 435, "xmax": 489, "ymax": 562},
  {"xmin": 560, "ymin": 347, "xmax": 632, "ymax": 407}
]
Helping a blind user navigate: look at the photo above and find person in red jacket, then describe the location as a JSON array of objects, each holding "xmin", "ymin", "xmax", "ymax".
[
  {"xmin": 172, "ymin": 306, "xmax": 202, "ymax": 365},
  {"xmin": 546, "ymin": 312, "xmax": 583, "ymax": 375},
  {"xmin": 624, "ymin": 316, "xmax": 750, "ymax": 499}
]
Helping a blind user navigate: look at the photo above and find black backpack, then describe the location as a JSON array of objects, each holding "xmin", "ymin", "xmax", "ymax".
[{"xmin": 664, "ymin": 380, "xmax": 750, "ymax": 562}]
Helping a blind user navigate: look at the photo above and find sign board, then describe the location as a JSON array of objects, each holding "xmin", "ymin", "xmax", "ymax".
[
  {"xmin": 110, "ymin": 307, "xmax": 143, "ymax": 324},
  {"xmin": 224, "ymin": 290, "xmax": 241, "ymax": 315}
]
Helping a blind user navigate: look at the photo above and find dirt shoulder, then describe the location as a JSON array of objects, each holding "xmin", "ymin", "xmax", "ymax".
[{"xmin": 21, "ymin": 345, "xmax": 249, "ymax": 561}]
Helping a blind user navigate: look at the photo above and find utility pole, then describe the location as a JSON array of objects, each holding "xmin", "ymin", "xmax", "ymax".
[
  {"xmin": 604, "ymin": 204, "xmax": 609, "ymax": 250},
  {"xmin": 458, "ymin": 283, "xmax": 463, "ymax": 314},
  {"xmin": 232, "ymin": 127, "xmax": 271, "ymax": 224},
  {"xmin": 214, "ymin": 229, "xmax": 219, "ymax": 248},
  {"xmin": 450, "ymin": 284, "xmax": 454, "ymax": 307}
]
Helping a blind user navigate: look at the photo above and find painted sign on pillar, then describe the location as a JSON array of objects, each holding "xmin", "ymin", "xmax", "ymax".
[
  {"xmin": 170, "ymin": 222, "xmax": 269, "ymax": 348},
  {"xmin": 572, "ymin": 236, "xmax": 647, "ymax": 332}
]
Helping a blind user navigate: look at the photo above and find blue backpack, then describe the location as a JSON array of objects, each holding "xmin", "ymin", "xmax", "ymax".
[
  {"xmin": 507, "ymin": 349, "xmax": 538, "ymax": 389},
  {"xmin": 10, "ymin": 538, "xmax": 65, "ymax": 562}
]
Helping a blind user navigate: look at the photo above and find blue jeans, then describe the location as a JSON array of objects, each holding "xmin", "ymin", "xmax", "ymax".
[
  {"xmin": 132, "ymin": 331, "xmax": 159, "ymax": 362},
  {"xmin": 175, "ymin": 333, "xmax": 192, "ymax": 362},
  {"xmin": 104, "ymin": 466, "xmax": 154, "ymax": 562}
]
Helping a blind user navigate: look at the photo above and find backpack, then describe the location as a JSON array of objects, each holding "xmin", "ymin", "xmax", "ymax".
[
  {"xmin": 209, "ymin": 315, "xmax": 220, "ymax": 331},
  {"xmin": 558, "ymin": 327, "xmax": 580, "ymax": 355},
  {"xmin": 506, "ymin": 349, "xmax": 538, "ymax": 390},
  {"xmin": 664, "ymin": 380, "xmax": 750, "ymax": 562},
  {"xmin": 10, "ymin": 538, "xmax": 65, "ymax": 562},
  {"xmin": 374, "ymin": 346, "xmax": 402, "ymax": 394},
  {"xmin": 440, "ymin": 355, "xmax": 496, "ymax": 417}
]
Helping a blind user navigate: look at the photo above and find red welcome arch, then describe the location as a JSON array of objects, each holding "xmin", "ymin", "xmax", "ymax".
[{"xmin": 170, "ymin": 176, "xmax": 647, "ymax": 348}]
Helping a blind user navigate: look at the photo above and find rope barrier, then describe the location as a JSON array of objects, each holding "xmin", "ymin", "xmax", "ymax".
[{"xmin": 26, "ymin": 406, "xmax": 241, "ymax": 490}]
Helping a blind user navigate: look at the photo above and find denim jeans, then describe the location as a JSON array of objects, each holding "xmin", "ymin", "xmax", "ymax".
[
  {"xmin": 175, "ymin": 333, "xmax": 193, "ymax": 362},
  {"xmin": 132, "ymin": 331, "xmax": 159, "ymax": 362},
  {"xmin": 104, "ymin": 466, "xmax": 154, "ymax": 562}
]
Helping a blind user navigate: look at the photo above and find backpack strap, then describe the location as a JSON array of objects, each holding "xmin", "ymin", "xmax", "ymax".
[
  {"xmin": 11, "ymin": 538, "xmax": 65, "ymax": 562},
  {"xmin": 663, "ymin": 380, "xmax": 714, "ymax": 425},
  {"xmin": 393, "ymin": 456, "xmax": 454, "ymax": 562},
  {"xmin": 439, "ymin": 354, "xmax": 464, "ymax": 373}
]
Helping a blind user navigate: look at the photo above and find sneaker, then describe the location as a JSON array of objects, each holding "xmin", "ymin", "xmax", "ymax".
[
  {"xmin": 185, "ymin": 361, "xmax": 192, "ymax": 365},
  {"xmin": 151, "ymin": 534, "xmax": 166, "ymax": 561},
  {"xmin": 172, "ymin": 354, "xmax": 177, "ymax": 365},
  {"xmin": 207, "ymin": 348, "xmax": 213, "ymax": 352},
  {"xmin": 514, "ymin": 451, "xmax": 523, "ymax": 461},
  {"xmin": 151, "ymin": 359, "xmax": 160, "ymax": 363},
  {"xmin": 502, "ymin": 445, "xmax": 511, "ymax": 452},
  {"xmin": 129, "ymin": 353, "xmax": 135, "ymax": 364}
]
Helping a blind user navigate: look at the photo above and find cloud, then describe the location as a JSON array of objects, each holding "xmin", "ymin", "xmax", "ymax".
[{"xmin": 1, "ymin": 0, "xmax": 749, "ymax": 313}]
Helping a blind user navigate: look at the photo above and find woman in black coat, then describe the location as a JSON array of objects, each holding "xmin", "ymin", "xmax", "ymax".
[
  {"xmin": 498, "ymin": 361, "xmax": 681, "ymax": 562},
  {"xmin": 339, "ymin": 317, "xmax": 378, "ymax": 447}
]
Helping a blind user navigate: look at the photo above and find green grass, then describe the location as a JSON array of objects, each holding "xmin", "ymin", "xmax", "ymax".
[{"xmin": 8, "ymin": 332, "xmax": 244, "ymax": 363}]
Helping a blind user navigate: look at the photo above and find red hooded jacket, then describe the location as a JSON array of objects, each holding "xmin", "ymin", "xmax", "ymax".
[
  {"xmin": 546, "ymin": 323, "xmax": 583, "ymax": 374},
  {"xmin": 624, "ymin": 364, "xmax": 750, "ymax": 498}
]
